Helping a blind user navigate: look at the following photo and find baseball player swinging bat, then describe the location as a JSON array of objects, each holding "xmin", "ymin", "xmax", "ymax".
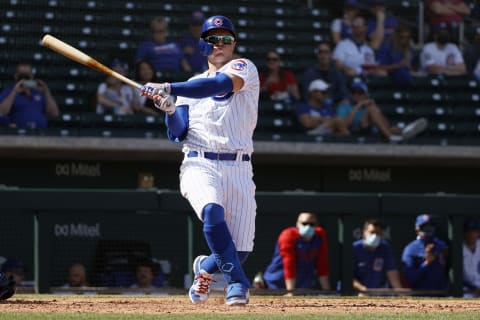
[{"xmin": 41, "ymin": 34, "xmax": 141, "ymax": 89}]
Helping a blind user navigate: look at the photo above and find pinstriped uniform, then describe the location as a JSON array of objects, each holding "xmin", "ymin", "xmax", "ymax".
[{"xmin": 177, "ymin": 58, "xmax": 259, "ymax": 252}]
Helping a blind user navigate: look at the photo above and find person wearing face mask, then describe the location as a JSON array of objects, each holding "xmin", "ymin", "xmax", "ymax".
[
  {"xmin": 0, "ymin": 61, "xmax": 59, "ymax": 128},
  {"xmin": 261, "ymin": 212, "xmax": 330, "ymax": 292},
  {"xmin": 401, "ymin": 214, "xmax": 449, "ymax": 295},
  {"xmin": 420, "ymin": 25, "xmax": 467, "ymax": 76},
  {"xmin": 353, "ymin": 219, "xmax": 402, "ymax": 295}
]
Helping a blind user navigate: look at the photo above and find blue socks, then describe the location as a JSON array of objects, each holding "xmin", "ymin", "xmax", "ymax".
[{"xmin": 201, "ymin": 203, "xmax": 250, "ymax": 287}]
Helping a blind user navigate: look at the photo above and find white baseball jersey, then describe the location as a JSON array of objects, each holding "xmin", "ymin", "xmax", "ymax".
[
  {"xmin": 463, "ymin": 240, "xmax": 480, "ymax": 289},
  {"xmin": 333, "ymin": 38, "xmax": 376, "ymax": 75},
  {"xmin": 177, "ymin": 58, "xmax": 259, "ymax": 252},
  {"xmin": 421, "ymin": 42, "xmax": 464, "ymax": 70}
]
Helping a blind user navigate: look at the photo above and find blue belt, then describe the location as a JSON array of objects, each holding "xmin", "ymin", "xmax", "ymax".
[{"xmin": 187, "ymin": 151, "xmax": 250, "ymax": 161}]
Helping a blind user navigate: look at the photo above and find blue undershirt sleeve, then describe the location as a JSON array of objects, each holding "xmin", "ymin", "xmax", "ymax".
[
  {"xmin": 165, "ymin": 104, "xmax": 189, "ymax": 142},
  {"xmin": 170, "ymin": 73, "xmax": 234, "ymax": 98}
]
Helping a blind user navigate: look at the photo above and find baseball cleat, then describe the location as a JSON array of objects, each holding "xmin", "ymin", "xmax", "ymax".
[
  {"xmin": 189, "ymin": 255, "xmax": 214, "ymax": 303},
  {"xmin": 225, "ymin": 282, "xmax": 249, "ymax": 306}
]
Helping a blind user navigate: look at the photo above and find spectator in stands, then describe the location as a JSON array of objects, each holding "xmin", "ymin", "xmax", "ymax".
[
  {"xmin": 261, "ymin": 212, "xmax": 330, "ymax": 291},
  {"xmin": 401, "ymin": 214, "xmax": 449, "ymax": 295},
  {"xmin": 297, "ymin": 79, "xmax": 350, "ymax": 136},
  {"xmin": 136, "ymin": 16, "xmax": 191, "ymax": 73},
  {"xmin": 133, "ymin": 60, "xmax": 160, "ymax": 115},
  {"xmin": 336, "ymin": 81, "xmax": 427, "ymax": 142},
  {"xmin": 331, "ymin": 0, "xmax": 360, "ymax": 44},
  {"xmin": 333, "ymin": 14, "xmax": 379, "ymax": 77},
  {"xmin": 420, "ymin": 24, "xmax": 467, "ymax": 76},
  {"xmin": 301, "ymin": 42, "xmax": 349, "ymax": 103},
  {"xmin": 259, "ymin": 50, "xmax": 300, "ymax": 103},
  {"xmin": 426, "ymin": 0, "xmax": 470, "ymax": 36},
  {"xmin": 1, "ymin": 258, "xmax": 25, "ymax": 286},
  {"xmin": 463, "ymin": 28, "xmax": 480, "ymax": 79},
  {"xmin": 0, "ymin": 61, "xmax": 59, "ymax": 129},
  {"xmin": 353, "ymin": 219, "xmax": 402, "ymax": 295},
  {"xmin": 178, "ymin": 11, "xmax": 208, "ymax": 73},
  {"xmin": 130, "ymin": 259, "xmax": 163, "ymax": 289},
  {"xmin": 377, "ymin": 25, "xmax": 417, "ymax": 85},
  {"xmin": 365, "ymin": 0, "xmax": 399, "ymax": 50},
  {"xmin": 96, "ymin": 60, "xmax": 138, "ymax": 115},
  {"xmin": 463, "ymin": 218, "xmax": 480, "ymax": 298},
  {"xmin": 63, "ymin": 263, "xmax": 89, "ymax": 288}
]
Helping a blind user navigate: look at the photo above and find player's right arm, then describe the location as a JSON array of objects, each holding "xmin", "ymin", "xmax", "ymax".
[{"xmin": 278, "ymin": 228, "xmax": 298, "ymax": 291}]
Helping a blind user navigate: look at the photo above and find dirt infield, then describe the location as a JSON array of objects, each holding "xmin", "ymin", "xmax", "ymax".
[{"xmin": 1, "ymin": 295, "xmax": 480, "ymax": 315}]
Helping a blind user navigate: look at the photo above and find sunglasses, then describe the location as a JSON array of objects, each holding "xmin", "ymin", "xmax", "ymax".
[
  {"xmin": 317, "ymin": 49, "xmax": 331, "ymax": 54},
  {"xmin": 266, "ymin": 57, "xmax": 279, "ymax": 61},
  {"xmin": 352, "ymin": 90, "xmax": 365, "ymax": 95},
  {"xmin": 204, "ymin": 35, "xmax": 235, "ymax": 45},
  {"xmin": 301, "ymin": 222, "xmax": 315, "ymax": 226}
]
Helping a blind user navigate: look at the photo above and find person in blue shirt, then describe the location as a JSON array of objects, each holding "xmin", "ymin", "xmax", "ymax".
[
  {"xmin": 401, "ymin": 214, "xmax": 449, "ymax": 295},
  {"xmin": 365, "ymin": 0, "xmax": 399, "ymax": 50},
  {"xmin": 376, "ymin": 25, "xmax": 417, "ymax": 85},
  {"xmin": 353, "ymin": 219, "xmax": 402, "ymax": 295},
  {"xmin": 0, "ymin": 62, "xmax": 59, "ymax": 129},
  {"xmin": 296, "ymin": 79, "xmax": 349, "ymax": 136},
  {"xmin": 178, "ymin": 11, "xmax": 208, "ymax": 73},
  {"xmin": 136, "ymin": 16, "xmax": 191, "ymax": 73}
]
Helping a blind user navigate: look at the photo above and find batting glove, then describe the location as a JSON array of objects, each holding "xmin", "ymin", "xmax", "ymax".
[
  {"xmin": 153, "ymin": 94, "xmax": 176, "ymax": 115},
  {"xmin": 141, "ymin": 82, "xmax": 171, "ymax": 99}
]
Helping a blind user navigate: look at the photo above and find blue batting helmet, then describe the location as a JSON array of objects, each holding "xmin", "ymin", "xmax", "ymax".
[
  {"xmin": 201, "ymin": 15, "xmax": 236, "ymax": 39},
  {"xmin": 199, "ymin": 15, "xmax": 236, "ymax": 56}
]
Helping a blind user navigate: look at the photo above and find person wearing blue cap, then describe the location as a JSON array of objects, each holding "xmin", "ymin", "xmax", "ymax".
[
  {"xmin": 336, "ymin": 81, "xmax": 427, "ymax": 142},
  {"xmin": 401, "ymin": 214, "xmax": 449, "ymax": 295},
  {"xmin": 463, "ymin": 218, "xmax": 480, "ymax": 297}
]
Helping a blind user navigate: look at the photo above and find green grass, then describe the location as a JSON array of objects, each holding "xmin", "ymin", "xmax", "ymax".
[{"xmin": 0, "ymin": 313, "xmax": 479, "ymax": 320}]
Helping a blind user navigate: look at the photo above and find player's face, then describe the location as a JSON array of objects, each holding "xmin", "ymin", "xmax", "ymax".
[
  {"xmin": 296, "ymin": 213, "xmax": 317, "ymax": 228},
  {"xmin": 363, "ymin": 224, "xmax": 382, "ymax": 239},
  {"xmin": 68, "ymin": 266, "xmax": 86, "ymax": 287},
  {"xmin": 205, "ymin": 29, "xmax": 236, "ymax": 65},
  {"xmin": 136, "ymin": 266, "xmax": 154, "ymax": 288}
]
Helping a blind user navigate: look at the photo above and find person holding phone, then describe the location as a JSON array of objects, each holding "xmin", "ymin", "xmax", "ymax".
[{"xmin": 0, "ymin": 61, "xmax": 59, "ymax": 128}]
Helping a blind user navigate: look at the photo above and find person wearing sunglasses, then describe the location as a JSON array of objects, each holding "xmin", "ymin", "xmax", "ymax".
[
  {"xmin": 336, "ymin": 81, "xmax": 427, "ymax": 142},
  {"xmin": 141, "ymin": 15, "xmax": 259, "ymax": 306},
  {"xmin": 260, "ymin": 212, "xmax": 330, "ymax": 293},
  {"xmin": 259, "ymin": 50, "xmax": 300, "ymax": 103}
]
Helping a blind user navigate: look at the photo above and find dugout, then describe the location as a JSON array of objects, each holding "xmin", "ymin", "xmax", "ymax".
[{"xmin": 0, "ymin": 188, "xmax": 475, "ymax": 297}]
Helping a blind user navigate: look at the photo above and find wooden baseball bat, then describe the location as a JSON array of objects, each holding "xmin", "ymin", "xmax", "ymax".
[{"xmin": 41, "ymin": 34, "xmax": 142, "ymax": 89}]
